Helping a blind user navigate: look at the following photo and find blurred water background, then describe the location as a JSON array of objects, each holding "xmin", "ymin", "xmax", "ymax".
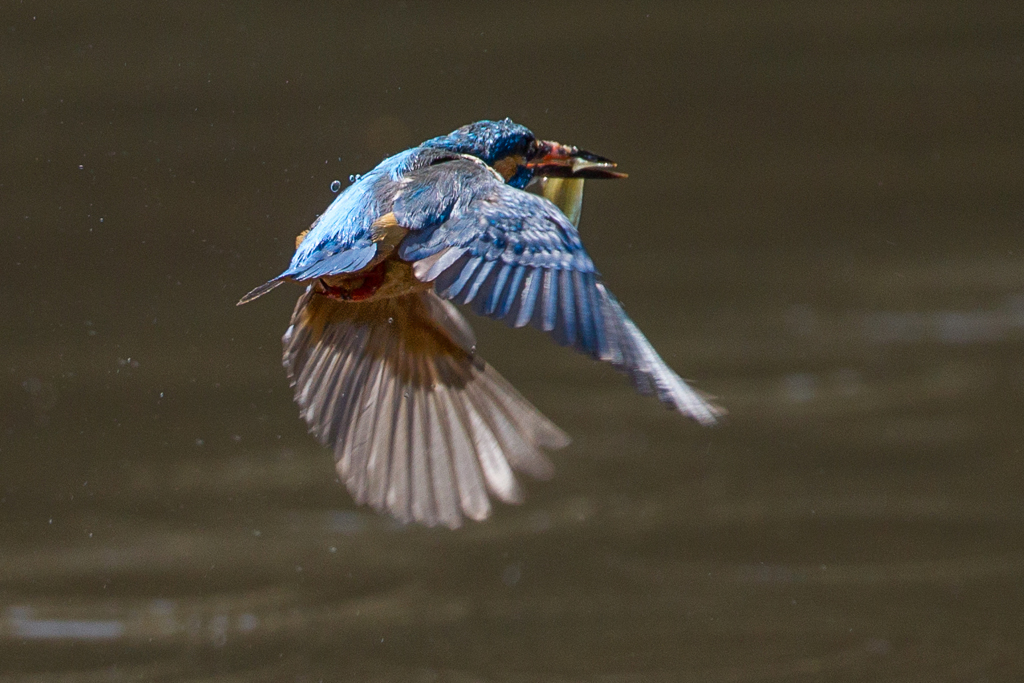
[{"xmin": 2, "ymin": 2, "xmax": 1023, "ymax": 680}]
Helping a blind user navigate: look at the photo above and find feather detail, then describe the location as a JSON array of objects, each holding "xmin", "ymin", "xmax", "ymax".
[
  {"xmin": 593, "ymin": 284, "xmax": 724, "ymax": 425},
  {"xmin": 237, "ymin": 278, "xmax": 286, "ymax": 305},
  {"xmin": 282, "ymin": 287, "xmax": 567, "ymax": 527}
]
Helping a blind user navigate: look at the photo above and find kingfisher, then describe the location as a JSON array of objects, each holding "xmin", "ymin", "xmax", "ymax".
[{"xmin": 240, "ymin": 118, "xmax": 722, "ymax": 528}]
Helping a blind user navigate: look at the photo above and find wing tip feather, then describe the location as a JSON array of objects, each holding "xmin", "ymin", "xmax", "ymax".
[{"xmin": 238, "ymin": 278, "xmax": 285, "ymax": 305}]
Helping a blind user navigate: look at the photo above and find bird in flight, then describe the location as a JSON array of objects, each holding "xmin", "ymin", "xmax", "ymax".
[{"xmin": 240, "ymin": 119, "xmax": 722, "ymax": 528}]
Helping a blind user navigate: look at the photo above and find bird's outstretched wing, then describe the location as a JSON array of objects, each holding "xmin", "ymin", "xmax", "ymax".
[
  {"xmin": 394, "ymin": 158, "xmax": 722, "ymax": 425},
  {"xmin": 283, "ymin": 287, "xmax": 569, "ymax": 528}
]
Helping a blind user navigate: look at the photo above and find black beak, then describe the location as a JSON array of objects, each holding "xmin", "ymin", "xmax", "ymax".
[{"xmin": 525, "ymin": 141, "xmax": 628, "ymax": 179}]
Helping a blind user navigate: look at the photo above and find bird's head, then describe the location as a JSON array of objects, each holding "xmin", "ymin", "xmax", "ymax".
[{"xmin": 423, "ymin": 119, "xmax": 626, "ymax": 189}]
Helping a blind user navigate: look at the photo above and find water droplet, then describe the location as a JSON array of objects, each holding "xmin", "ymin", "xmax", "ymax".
[
  {"xmin": 330, "ymin": 179, "xmax": 341, "ymax": 193},
  {"xmin": 348, "ymin": 173, "xmax": 362, "ymax": 183}
]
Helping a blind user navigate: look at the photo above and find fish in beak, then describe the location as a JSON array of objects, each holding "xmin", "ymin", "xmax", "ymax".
[{"xmin": 526, "ymin": 141, "xmax": 626, "ymax": 226}]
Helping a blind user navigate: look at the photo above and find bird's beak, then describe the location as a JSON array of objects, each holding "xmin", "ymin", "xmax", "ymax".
[{"xmin": 525, "ymin": 141, "xmax": 627, "ymax": 179}]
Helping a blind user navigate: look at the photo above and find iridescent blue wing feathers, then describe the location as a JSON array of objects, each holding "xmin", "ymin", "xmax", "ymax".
[
  {"xmin": 242, "ymin": 119, "xmax": 721, "ymax": 529},
  {"xmin": 395, "ymin": 159, "xmax": 722, "ymax": 425}
]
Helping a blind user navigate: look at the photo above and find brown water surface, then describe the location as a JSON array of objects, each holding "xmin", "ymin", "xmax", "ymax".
[{"xmin": 2, "ymin": 2, "xmax": 1023, "ymax": 680}]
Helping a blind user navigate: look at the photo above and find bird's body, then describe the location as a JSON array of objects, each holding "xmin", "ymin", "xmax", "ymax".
[{"xmin": 241, "ymin": 119, "xmax": 722, "ymax": 527}]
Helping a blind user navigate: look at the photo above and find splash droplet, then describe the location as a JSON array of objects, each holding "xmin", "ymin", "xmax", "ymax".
[
  {"xmin": 330, "ymin": 180, "xmax": 341, "ymax": 193},
  {"xmin": 348, "ymin": 173, "xmax": 362, "ymax": 183}
]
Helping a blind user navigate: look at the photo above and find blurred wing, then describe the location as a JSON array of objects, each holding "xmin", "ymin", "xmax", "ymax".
[
  {"xmin": 394, "ymin": 159, "xmax": 723, "ymax": 425},
  {"xmin": 282, "ymin": 287, "xmax": 569, "ymax": 528}
]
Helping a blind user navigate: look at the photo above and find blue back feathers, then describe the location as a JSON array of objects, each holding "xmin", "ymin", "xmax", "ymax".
[{"xmin": 283, "ymin": 120, "xmax": 540, "ymax": 280}]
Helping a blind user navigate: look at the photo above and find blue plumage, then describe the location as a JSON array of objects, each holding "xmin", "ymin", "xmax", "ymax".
[
  {"xmin": 282, "ymin": 148, "xmax": 424, "ymax": 279},
  {"xmin": 269, "ymin": 122, "xmax": 590, "ymax": 283},
  {"xmin": 287, "ymin": 118, "xmax": 535, "ymax": 283},
  {"xmin": 242, "ymin": 118, "xmax": 722, "ymax": 529}
]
